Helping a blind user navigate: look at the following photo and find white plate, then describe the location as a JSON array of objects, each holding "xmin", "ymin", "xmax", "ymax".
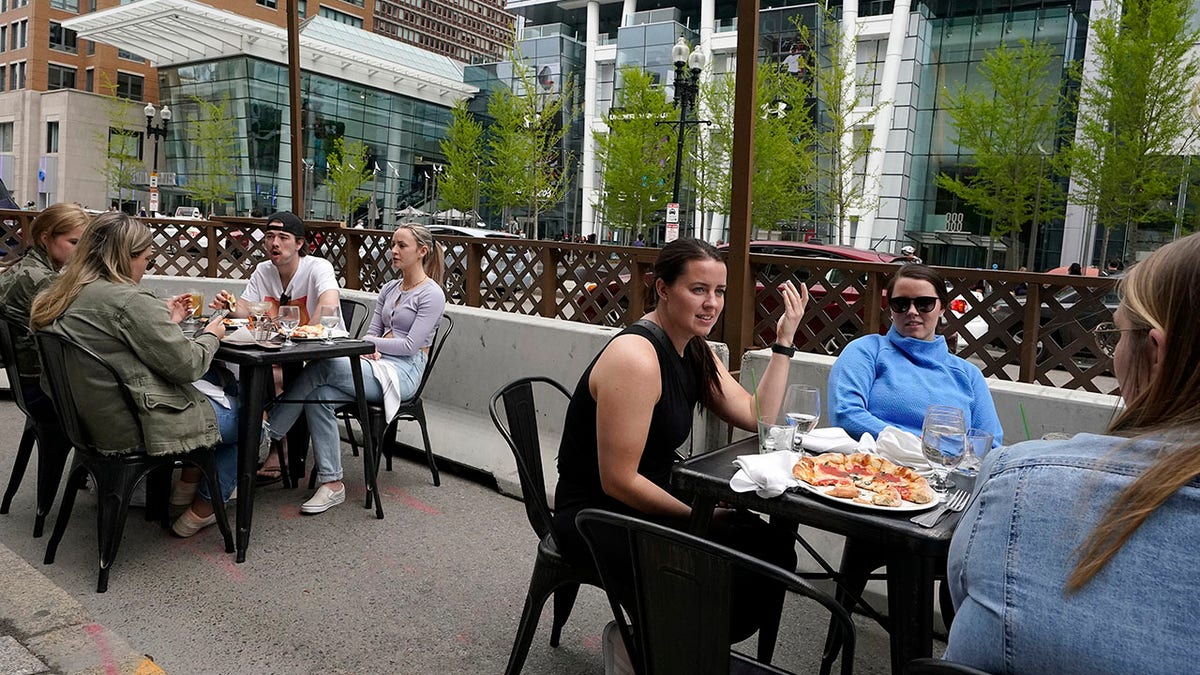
[
  {"xmin": 792, "ymin": 480, "xmax": 938, "ymax": 513},
  {"xmin": 278, "ymin": 328, "xmax": 350, "ymax": 341}
]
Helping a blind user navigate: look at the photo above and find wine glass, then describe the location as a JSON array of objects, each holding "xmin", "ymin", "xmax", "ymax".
[
  {"xmin": 277, "ymin": 305, "xmax": 300, "ymax": 347},
  {"xmin": 921, "ymin": 405, "xmax": 966, "ymax": 497},
  {"xmin": 317, "ymin": 305, "xmax": 341, "ymax": 345},
  {"xmin": 245, "ymin": 299, "xmax": 270, "ymax": 328},
  {"xmin": 782, "ymin": 384, "xmax": 820, "ymax": 451}
]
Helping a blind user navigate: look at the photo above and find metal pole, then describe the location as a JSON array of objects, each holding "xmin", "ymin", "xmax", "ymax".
[
  {"xmin": 287, "ymin": 0, "xmax": 304, "ymax": 217},
  {"xmin": 671, "ymin": 65, "xmax": 687, "ymax": 207}
]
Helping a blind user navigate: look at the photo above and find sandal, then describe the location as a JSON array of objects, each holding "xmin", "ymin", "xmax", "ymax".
[{"xmin": 256, "ymin": 465, "xmax": 283, "ymax": 486}]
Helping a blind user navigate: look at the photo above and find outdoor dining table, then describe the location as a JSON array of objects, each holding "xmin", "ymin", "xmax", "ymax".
[
  {"xmin": 671, "ymin": 437, "xmax": 965, "ymax": 674},
  {"xmin": 214, "ymin": 337, "xmax": 380, "ymax": 563}
]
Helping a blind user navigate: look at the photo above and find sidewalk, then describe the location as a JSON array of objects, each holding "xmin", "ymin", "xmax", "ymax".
[{"xmin": 0, "ymin": 541, "xmax": 162, "ymax": 675}]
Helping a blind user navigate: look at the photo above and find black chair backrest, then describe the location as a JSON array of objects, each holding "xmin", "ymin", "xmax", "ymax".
[
  {"xmin": 408, "ymin": 313, "xmax": 453, "ymax": 403},
  {"xmin": 0, "ymin": 310, "xmax": 31, "ymax": 418},
  {"xmin": 339, "ymin": 296, "xmax": 371, "ymax": 339},
  {"xmin": 488, "ymin": 376, "xmax": 571, "ymax": 542},
  {"xmin": 34, "ymin": 331, "xmax": 142, "ymax": 453},
  {"xmin": 576, "ymin": 509, "xmax": 857, "ymax": 675}
]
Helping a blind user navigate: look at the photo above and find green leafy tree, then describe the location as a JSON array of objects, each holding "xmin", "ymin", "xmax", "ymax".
[
  {"xmin": 439, "ymin": 99, "xmax": 486, "ymax": 217},
  {"xmin": 325, "ymin": 137, "xmax": 372, "ymax": 225},
  {"xmin": 183, "ymin": 94, "xmax": 238, "ymax": 216},
  {"xmin": 93, "ymin": 74, "xmax": 144, "ymax": 210},
  {"xmin": 1069, "ymin": 0, "xmax": 1200, "ymax": 265},
  {"xmin": 594, "ymin": 67, "xmax": 676, "ymax": 241},
  {"xmin": 802, "ymin": 14, "xmax": 885, "ymax": 245},
  {"xmin": 482, "ymin": 82, "xmax": 532, "ymax": 228},
  {"xmin": 937, "ymin": 40, "xmax": 1067, "ymax": 269},
  {"xmin": 694, "ymin": 75, "xmax": 735, "ymax": 241}
]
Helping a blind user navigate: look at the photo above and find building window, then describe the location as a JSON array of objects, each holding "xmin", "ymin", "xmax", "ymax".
[
  {"xmin": 11, "ymin": 20, "xmax": 28, "ymax": 50},
  {"xmin": 47, "ymin": 63, "xmax": 76, "ymax": 90},
  {"xmin": 50, "ymin": 0, "xmax": 80, "ymax": 10},
  {"xmin": 318, "ymin": 6, "xmax": 363, "ymax": 27},
  {"xmin": 85, "ymin": 67, "xmax": 93, "ymax": 91},
  {"xmin": 46, "ymin": 121, "xmax": 59, "ymax": 154},
  {"xmin": 337, "ymin": 0, "xmax": 364, "ymax": 6},
  {"xmin": 115, "ymin": 71, "xmax": 143, "ymax": 100},
  {"xmin": 117, "ymin": 48, "xmax": 145, "ymax": 62},
  {"xmin": 0, "ymin": 68, "xmax": 5, "ymax": 92},
  {"xmin": 107, "ymin": 127, "xmax": 143, "ymax": 166},
  {"xmin": 0, "ymin": 122, "xmax": 12, "ymax": 153},
  {"xmin": 298, "ymin": 0, "xmax": 306, "ymax": 16},
  {"xmin": 0, "ymin": 26, "xmax": 6, "ymax": 53},
  {"xmin": 49, "ymin": 22, "xmax": 78, "ymax": 54},
  {"xmin": 256, "ymin": 0, "xmax": 277, "ymax": 7},
  {"xmin": 9, "ymin": 61, "xmax": 25, "ymax": 90}
]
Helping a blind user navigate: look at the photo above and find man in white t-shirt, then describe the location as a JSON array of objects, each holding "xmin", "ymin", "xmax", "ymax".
[{"xmin": 214, "ymin": 211, "xmax": 341, "ymax": 327}]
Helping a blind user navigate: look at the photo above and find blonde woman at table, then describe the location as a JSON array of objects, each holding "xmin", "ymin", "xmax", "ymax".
[
  {"xmin": 551, "ymin": 237, "xmax": 809, "ymax": 642},
  {"xmin": 946, "ymin": 233, "xmax": 1200, "ymax": 674},
  {"xmin": 263, "ymin": 224, "xmax": 446, "ymax": 515},
  {"xmin": 28, "ymin": 212, "xmax": 237, "ymax": 539}
]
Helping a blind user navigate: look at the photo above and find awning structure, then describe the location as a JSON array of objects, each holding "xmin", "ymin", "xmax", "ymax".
[
  {"xmin": 907, "ymin": 230, "xmax": 1010, "ymax": 253},
  {"xmin": 62, "ymin": 0, "xmax": 476, "ymax": 107}
]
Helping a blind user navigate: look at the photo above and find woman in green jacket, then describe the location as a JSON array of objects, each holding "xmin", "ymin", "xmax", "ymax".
[{"xmin": 29, "ymin": 212, "xmax": 237, "ymax": 539}]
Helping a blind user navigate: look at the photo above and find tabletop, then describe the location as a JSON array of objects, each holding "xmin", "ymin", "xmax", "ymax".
[
  {"xmin": 672, "ymin": 439, "xmax": 961, "ymax": 557},
  {"xmin": 214, "ymin": 336, "xmax": 376, "ymax": 365}
]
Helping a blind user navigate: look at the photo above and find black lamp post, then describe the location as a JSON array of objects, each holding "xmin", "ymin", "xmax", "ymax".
[
  {"xmin": 658, "ymin": 37, "xmax": 708, "ymax": 236},
  {"xmin": 143, "ymin": 102, "xmax": 171, "ymax": 215}
]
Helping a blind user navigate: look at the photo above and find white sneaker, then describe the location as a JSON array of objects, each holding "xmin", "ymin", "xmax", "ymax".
[
  {"xmin": 602, "ymin": 621, "xmax": 633, "ymax": 675},
  {"xmin": 300, "ymin": 484, "xmax": 345, "ymax": 515}
]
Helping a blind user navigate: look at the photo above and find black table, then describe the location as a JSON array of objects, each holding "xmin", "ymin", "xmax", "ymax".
[
  {"xmin": 215, "ymin": 338, "xmax": 380, "ymax": 562},
  {"xmin": 671, "ymin": 438, "xmax": 963, "ymax": 674}
]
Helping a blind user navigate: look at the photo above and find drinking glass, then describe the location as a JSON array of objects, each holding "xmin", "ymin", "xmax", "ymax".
[
  {"xmin": 757, "ymin": 415, "xmax": 796, "ymax": 454},
  {"xmin": 317, "ymin": 305, "xmax": 341, "ymax": 345},
  {"xmin": 958, "ymin": 428, "xmax": 993, "ymax": 478},
  {"xmin": 245, "ymin": 300, "xmax": 272, "ymax": 335},
  {"xmin": 184, "ymin": 289, "xmax": 203, "ymax": 327},
  {"xmin": 781, "ymin": 384, "xmax": 820, "ymax": 451},
  {"xmin": 921, "ymin": 405, "xmax": 966, "ymax": 496},
  {"xmin": 277, "ymin": 305, "xmax": 300, "ymax": 347}
]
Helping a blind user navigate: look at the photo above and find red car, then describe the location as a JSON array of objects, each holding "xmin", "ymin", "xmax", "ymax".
[{"xmin": 579, "ymin": 240, "xmax": 899, "ymax": 349}]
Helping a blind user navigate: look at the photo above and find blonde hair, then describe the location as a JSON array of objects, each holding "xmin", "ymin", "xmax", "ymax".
[
  {"xmin": 30, "ymin": 212, "xmax": 153, "ymax": 331},
  {"xmin": 1067, "ymin": 233, "xmax": 1200, "ymax": 591},
  {"xmin": 28, "ymin": 203, "xmax": 89, "ymax": 256},
  {"xmin": 396, "ymin": 222, "xmax": 445, "ymax": 284}
]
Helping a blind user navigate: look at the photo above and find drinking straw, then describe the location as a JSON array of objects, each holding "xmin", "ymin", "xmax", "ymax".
[{"xmin": 1019, "ymin": 403, "xmax": 1032, "ymax": 441}]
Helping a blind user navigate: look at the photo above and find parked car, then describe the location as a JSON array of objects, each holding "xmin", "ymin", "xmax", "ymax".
[
  {"xmin": 427, "ymin": 225, "xmax": 535, "ymax": 297},
  {"xmin": 986, "ymin": 282, "xmax": 1119, "ymax": 360}
]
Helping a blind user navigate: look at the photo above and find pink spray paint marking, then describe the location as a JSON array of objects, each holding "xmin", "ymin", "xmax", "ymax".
[
  {"xmin": 84, "ymin": 623, "xmax": 121, "ymax": 675},
  {"xmin": 182, "ymin": 539, "xmax": 246, "ymax": 582},
  {"xmin": 381, "ymin": 485, "xmax": 439, "ymax": 514}
]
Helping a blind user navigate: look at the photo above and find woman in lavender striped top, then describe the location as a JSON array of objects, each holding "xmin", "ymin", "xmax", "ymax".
[{"xmin": 265, "ymin": 224, "xmax": 447, "ymax": 515}]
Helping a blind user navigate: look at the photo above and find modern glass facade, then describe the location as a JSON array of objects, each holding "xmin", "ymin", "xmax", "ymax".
[{"xmin": 158, "ymin": 56, "xmax": 454, "ymax": 223}]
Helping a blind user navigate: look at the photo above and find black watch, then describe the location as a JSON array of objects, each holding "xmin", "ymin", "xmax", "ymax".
[{"xmin": 771, "ymin": 342, "xmax": 796, "ymax": 358}]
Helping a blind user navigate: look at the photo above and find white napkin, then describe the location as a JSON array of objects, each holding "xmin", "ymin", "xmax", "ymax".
[
  {"xmin": 800, "ymin": 427, "xmax": 861, "ymax": 454},
  {"xmin": 875, "ymin": 426, "xmax": 932, "ymax": 475},
  {"xmin": 730, "ymin": 450, "xmax": 801, "ymax": 498},
  {"xmin": 221, "ymin": 328, "xmax": 262, "ymax": 345}
]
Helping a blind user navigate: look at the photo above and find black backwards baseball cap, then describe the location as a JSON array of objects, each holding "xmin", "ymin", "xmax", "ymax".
[{"xmin": 265, "ymin": 211, "xmax": 305, "ymax": 239}]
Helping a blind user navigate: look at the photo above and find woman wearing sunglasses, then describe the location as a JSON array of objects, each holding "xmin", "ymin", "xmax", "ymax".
[{"xmin": 827, "ymin": 264, "xmax": 1003, "ymax": 445}]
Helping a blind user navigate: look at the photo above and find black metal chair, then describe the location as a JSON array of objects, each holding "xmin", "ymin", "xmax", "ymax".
[
  {"xmin": 576, "ymin": 509, "xmax": 857, "ymax": 675},
  {"xmin": 903, "ymin": 658, "xmax": 993, "ymax": 674},
  {"xmin": 0, "ymin": 310, "xmax": 72, "ymax": 538},
  {"xmin": 339, "ymin": 296, "xmax": 371, "ymax": 339},
  {"xmin": 489, "ymin": 376, "xmax": 600, "ymax": 675},
  {"xmin": 335, "ymin": 313, "xmax": 453, "ymax": 491},
  {"xmin": 35, "ymin": 331, "xmax": 234, "ymax": 593}
]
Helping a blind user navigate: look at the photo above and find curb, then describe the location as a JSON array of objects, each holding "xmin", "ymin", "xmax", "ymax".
[{"xmin": 0, "ymin": 542, "xmax": 165, "ymax": 675}]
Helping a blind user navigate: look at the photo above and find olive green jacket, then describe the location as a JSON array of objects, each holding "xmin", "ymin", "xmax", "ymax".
[
  {"xmin": 41, "ymin": 280, "xmax": 223, "ymax": 456},
  {"xmin": 0, "ymin": 248, "xmax": 56, "ymax": 377}
]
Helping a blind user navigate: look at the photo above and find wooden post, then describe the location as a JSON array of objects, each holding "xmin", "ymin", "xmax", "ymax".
[
  {"xmin": 287, "ymin": 0, "xmax": 304, "ymax": 217},
  {"xmin": 1018, "ymin": 283, "xmax": 1041, "ymax": 382}
]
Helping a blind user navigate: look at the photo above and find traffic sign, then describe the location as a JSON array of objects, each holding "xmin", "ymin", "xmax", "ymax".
[
  {"xmin": 665, "ymin": 223, "xmax": 679, "ymax": 243},
  {"xmin": 149, "ymin": 191, "xmax": 159, "ymax": 214},
  {"xmin": 666, "ymin": 203, "xmax": 680, "ymax": 224},
  {"xmin": 150, "ymin": 172, "xmax": 158, "ymax": 188}
]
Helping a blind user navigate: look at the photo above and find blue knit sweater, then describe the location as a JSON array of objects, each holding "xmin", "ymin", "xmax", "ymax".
[{"xmin": 828, "ymin": 327, "xmax": 1003, "ymax": 448}]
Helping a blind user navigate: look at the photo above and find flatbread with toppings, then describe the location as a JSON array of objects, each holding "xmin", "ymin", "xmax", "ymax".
[{"xmin": 793, "ymin": 452, "xmax": 934, "ymax": 507}]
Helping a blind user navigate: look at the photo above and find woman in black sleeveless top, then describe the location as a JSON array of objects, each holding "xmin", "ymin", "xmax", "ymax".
[{"xmin": 551, "ymin": 238, "xmax": 808, "ymax": 641}]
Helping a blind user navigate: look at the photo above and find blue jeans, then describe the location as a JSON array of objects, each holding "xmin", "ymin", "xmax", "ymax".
[
  {"xmin": 199, "ymin": 398, "xmax": 238, "ymax": 503},
  {"xmin": 266, "ymin": 354, "xmax": 424, "ymax": 484}
]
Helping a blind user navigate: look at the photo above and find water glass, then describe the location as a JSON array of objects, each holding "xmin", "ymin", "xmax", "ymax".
[
  {"xmin": 317, "ymin": 305, "xmax": 341, "ymax": 345},
  {"xmin": 277, "ymin": 305, "xmax": 300, "ymax": 347},
  {"xmin": 757, "ymin": 415, "xmax": 796, "ymax": 454},
  {"xmin": 958, "ymin": 428, "xmax": 993, "ymax": 477},
  {"xmin": 781, "ymin": 384, "xmax": 820, "ymax": 450},
  {"xmin": 921, "ymin": 405, "xmax": 966, "ymax": 496}
]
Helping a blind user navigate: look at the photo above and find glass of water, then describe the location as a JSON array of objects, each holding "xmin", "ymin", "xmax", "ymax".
[
  {"xmin": 317, "ymin": 305, "xmax": 341, "ymax": 345},
  {"xmin": 782, "ymin": 384, "xmax": 820, "ymax": 451},
  {"xmin": 921, "ymin": 405, "xmax": 966, "ymax": 496},
  {"xmin": 277, "ymin": 305, "xmax": 300, "ymax": 347}
]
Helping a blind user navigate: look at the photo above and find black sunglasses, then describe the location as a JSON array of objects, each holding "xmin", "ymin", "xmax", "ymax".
[{"xmin": 888, "ymin": 296, "xmax": 939, "ymax": 313}]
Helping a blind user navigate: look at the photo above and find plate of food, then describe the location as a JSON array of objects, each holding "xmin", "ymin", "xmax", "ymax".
[
  {"xmin": 791, "ymin": 452, "xmax": 937, "ymax": 512},
  {"xmin": 222, "ymin": 317, "xmax": 249, "ymax": 332},
  {"xmin": 280, "ymin": 325, "xmax": 350, "ymax": 341}
]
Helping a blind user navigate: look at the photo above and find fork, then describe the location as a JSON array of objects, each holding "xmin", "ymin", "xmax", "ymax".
[{"xmin": 911, "ymin": 489, "xmax": 970, "ymax": 528}]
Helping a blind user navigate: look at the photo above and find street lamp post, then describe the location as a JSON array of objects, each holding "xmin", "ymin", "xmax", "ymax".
[
  {"xmin": 657, "ymin": 37, "xmax": 709, "ymax": 240},
  {"xmin": 144, "ymin": 102, "xmax": 171, "ymax": 216}
]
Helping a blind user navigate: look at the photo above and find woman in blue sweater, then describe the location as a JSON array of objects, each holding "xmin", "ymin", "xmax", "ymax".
[{"xmin": 828, "ymin": 264, "xmax": 1002, "ymax": 447}]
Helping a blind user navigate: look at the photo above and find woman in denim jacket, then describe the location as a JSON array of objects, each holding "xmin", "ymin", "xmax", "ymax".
[{"xmin": 946, "ymin": 234, "xmax": 1200, "ymax": 673}]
